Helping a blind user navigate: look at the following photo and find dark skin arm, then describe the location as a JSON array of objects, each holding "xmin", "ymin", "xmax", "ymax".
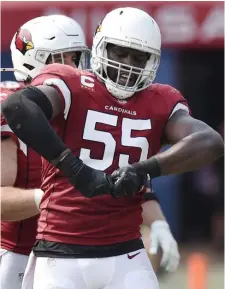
[
  {"xmin": 112, "ymin": 109, "xmax": 224, "ymax": 195},
  {"xmin": 155, "ymin": 110, "xmax": 224, "ymax": 175}
]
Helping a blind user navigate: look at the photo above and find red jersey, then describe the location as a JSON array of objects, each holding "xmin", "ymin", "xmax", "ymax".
[
  {"xmin": 1, "ymin": 81, "xmax": 42, "ymax": 255},
  {"xmin": 31, "ymin": 64, "xmax": 189, "ymax": 246}
]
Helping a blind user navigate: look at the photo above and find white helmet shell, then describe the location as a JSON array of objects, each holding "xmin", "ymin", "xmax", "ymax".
[
  {"xmin": 10, "ymin": 15, "xmax": 90, "ymax": 81},
  {"xmin": 91, "ymin": 7, "xmax": 161, "ymax": 100}
]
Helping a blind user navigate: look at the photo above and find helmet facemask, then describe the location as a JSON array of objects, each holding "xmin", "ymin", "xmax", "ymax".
[
  {"xmin": 91, "ymin": 37, "xmax": 160, "ymax": 100},
  {"xmin": 45, "ymin": 47, "xmax": 91, "ymax": 70},
  {"xmin": 12, "ymin": 46, "xmax": 91, "ymax": 83}
]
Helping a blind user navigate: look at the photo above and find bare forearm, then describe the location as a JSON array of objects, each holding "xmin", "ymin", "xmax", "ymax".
[
  {"xmin": 1, "ymin": 138, "xmax": 17, "ymax": 186},
  {"xmin": 142, "ymin": 200, "xmax": 166, "ymax": 226},
  {"xmin": 1, "ymin": 187, "xmax": 43, "ymax": 221},
  {"xmin": 156, "ymin": 130, "xmax": 224, "ymax": 176}
]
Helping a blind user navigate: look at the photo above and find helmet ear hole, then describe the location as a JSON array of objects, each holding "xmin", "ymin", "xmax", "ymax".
[{"xmin": 23, "ymin": 63, "xmax": 35, "ymax": 71}]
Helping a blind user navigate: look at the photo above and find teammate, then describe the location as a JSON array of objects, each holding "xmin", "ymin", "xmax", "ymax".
[
  {"xmin": 3, "ymin": 7, "xmax": 222, "ymax": 289},
  {"xmin": 0, "ymin": 14, "xmax": 90, "ymax": 289}
]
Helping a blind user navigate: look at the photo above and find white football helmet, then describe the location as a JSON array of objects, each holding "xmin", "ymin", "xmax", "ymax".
[
  {"xmin": 10, "ymin": 15, "xmax": 90, "ymax": 82},
  {"xmin": 91, "ymin": 7, "xmax": 161, "ymax": 100}
]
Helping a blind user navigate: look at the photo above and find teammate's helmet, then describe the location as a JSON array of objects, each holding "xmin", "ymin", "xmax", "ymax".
[
  {"xmin": 91, "ymin": 7, "xmax": 161, "ymax": 100},
  {"xmin": 10, "ymin": 15, "xmax": 90, "ymax": 82}
]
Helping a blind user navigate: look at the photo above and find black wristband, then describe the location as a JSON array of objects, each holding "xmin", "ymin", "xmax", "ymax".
[
  {"xmin": 144, "ymin": 192, "xmax": 159, "ymax": 203},
  {"xmin": 133, "ymin": 156, "xmax": 161, "ymax": 179}
]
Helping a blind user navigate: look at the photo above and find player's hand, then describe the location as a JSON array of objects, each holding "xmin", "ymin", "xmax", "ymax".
[
  {"xmin": 53, "ymin": 149, "xmax": 114, "ymax": 198},
  {"xmin": 149, "ymin": 220, "xmax": 180, "ymax": 272},
  {"xmin": 75, "ymin": 164, "xmax": 114, "ymax": 198},
  {"xmin": 111, "ymin": 165, "xmax": 148, "ymax": 197}
]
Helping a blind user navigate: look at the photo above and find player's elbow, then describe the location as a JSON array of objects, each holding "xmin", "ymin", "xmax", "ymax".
[{"xmin": 204, "ymin": 129, "xmax": 224, "ymax": 159}]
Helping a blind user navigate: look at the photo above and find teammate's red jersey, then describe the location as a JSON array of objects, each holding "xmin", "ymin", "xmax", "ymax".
[
  {"xmin": 31, "ymin": 64, "xmax": 190, "ymax": 246},
  {"xmin": 1, "ymin": 81, "xmax": 42, "ymax": 255}
]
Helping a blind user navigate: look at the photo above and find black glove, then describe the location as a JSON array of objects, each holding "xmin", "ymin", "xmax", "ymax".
[
  {"xmin": 111, "ymin": 165, "xmax": 148, "ymax": 197},
  {"xmin": 51, "ymin": 149, "xmax": 114, "ymax": 198}
]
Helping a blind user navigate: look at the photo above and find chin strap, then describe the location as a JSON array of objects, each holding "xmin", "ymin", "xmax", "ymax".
[{"xmin": 0, "ymin": 68, "xmax": 32, "ymax": 83}]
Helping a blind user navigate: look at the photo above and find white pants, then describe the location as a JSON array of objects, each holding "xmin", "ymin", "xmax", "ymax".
[
  {"xmin": 0, "ymin": 248, "xmax": 29, "ymax": 289},
  {"xmin": 22, "ymin": 249, "xmax": 159, "ymax": 289}
]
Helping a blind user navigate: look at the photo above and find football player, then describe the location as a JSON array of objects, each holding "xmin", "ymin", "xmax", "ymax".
[
  {"xmin": 3, "ymin": 7, "xmax": 223, "ymax": 289},
  {"xmin": 1, "ymin": 12, "xmax": 180, "ymax": 285},
  {"xmin": 0, "ymin": 14, "xmax": 90, "ymax": 289}
]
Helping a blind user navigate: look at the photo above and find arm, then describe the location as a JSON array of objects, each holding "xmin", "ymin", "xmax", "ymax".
[
  {"xmin": 1, "ymin": 85, "xmax": 66, "ymax": 161},
  {"xmin": 142, "ymin": 199, "xmax": 166, "ymax": 225},
  {"xmin": 2, "ymin": 86, "xmax": 114, "ymax": 198},
  {"xmin": 1, "ymin": 137, "xmax": 17, "ymax": 186},
  {"xmin": 1, "ymin": 138, "xmax": 43, "ymax": 220},
  {"xmin": 129, "ymin": 110, "xmax": 224, "ymax": 179},
  {"xmin": 155, "ymin": 110, "xmax": 224, "ymax": 175},
  {"xmin": 1, "ymin": 187, "xmax": 43, "ymax": 221},
  {"xmin": 141, "ymin": 199, "xmax": 180, "ymax": 272},
  {"xmin": 1, "ymin": 85, "xmax": 72, "ymax": 164},
  {"xmin": 113, "ymin": 109, "xmax": 224, "ymax": 195}
]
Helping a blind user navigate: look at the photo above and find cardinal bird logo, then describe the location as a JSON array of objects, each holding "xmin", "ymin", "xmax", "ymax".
[
  {"xmin": 94, "ymin": 20, "xmax": 103, "ymax": 36},
  {"xmin": 15, "ymin": 28, "xmax": 34, "ymax": 55}
]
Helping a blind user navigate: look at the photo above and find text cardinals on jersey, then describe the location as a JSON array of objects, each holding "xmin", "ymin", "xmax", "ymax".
[{"xmin": 105, "ymin": 105, "xmax": 137, "ymax": 115}]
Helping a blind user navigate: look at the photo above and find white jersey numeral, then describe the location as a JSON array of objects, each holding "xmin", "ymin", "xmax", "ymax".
[
  {"xmin": 80, "ymin": 110, "xmax": 117, "ymax": 170},
  {"xmin": 119, "ymin": 118, "xmax": 151, "ymax": 168},
  {"xmin": 79, "ymin": 110, "xmax": 151, "ymax": 170}
]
